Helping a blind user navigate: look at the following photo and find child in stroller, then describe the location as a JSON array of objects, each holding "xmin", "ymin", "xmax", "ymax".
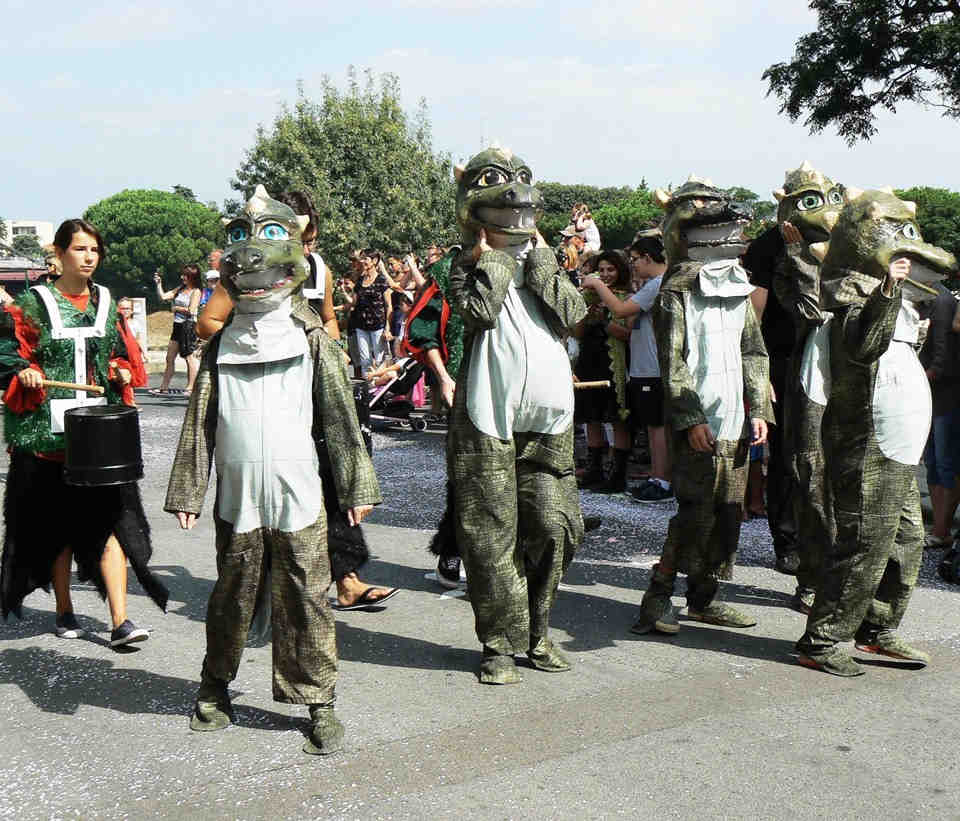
[{"xmin": 366, "ymin": 357, "xmax": 438, "ymax": 432}]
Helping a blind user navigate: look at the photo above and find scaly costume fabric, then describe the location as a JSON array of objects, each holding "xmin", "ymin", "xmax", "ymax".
[
  {"xmin": 164, "ymin": 300, "xmax": 381, "ymax": 703},
  {"xmin": 0, "ymin": 284, "xmax": 168, "ymax": 618},
  {"xmin": 448, "ymin": 244, "xmax": 586, "ymax": 656},
  {"xmin": 649, "ymin": 260, "xmax": 772, "ymax": 606}
]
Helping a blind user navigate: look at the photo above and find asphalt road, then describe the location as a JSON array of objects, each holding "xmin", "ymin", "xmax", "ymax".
[{"xmin": 1, "ymin": 391, "xmax": 958, "ymax": 820}]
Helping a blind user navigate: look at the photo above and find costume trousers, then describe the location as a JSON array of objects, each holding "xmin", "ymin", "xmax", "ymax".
[
  {"xmin": 448, "ymin": 417, "xmax": 583, "ymax": 656},
  {"xmin": 800, "ymin": 446, "xmax": 923, "ymax": 652},
  {"xmin": 793, "ymin": 433, "xmax": 833, "ymax": 591},
  {"xmin": 202, "ymin": 512, "xmax": 337, "ymax": 704},
  {"xmin": 658, "ymin": 437, "xmax": 748, "ymax": 609}
]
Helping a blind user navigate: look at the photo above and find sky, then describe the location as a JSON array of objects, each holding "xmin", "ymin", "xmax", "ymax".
[{"xmin": 3, "ymin": 0, "xmax": 958, "ymax": 224}]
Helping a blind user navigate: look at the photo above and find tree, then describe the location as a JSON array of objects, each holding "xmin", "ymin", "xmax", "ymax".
[
  {"xmin": 895, "ymin": 186, "xmax": 960, "ymax": 259},
  {"xmin": 232, "ymin": 69, "xmax": 456, "ymax": 268},
  {"xmin": 536, "ymin": 182, "xmax": 652, "ymax": 246},
  {"xmin": 83, "ymin": 189, "xmax": 223, "ymax": 305},
  {"xmin": 764, "ymin": 2, "xmax": 960, "ymax": 143},
  {"xmin": 591, "ymin": 191, "xmax": 662, "ymax": 249},
  {"xmin": 172, "ymin": 185, "xmax": 197, "ymax": 201},
  {"xmin": 0, "ymin": 218, "xmax": 6, "ymax": 243},
  {"xmin": 12, "ymin": 233, "xmax": 44, "ymax": 260},
  {"xmin": 724, "ymin": 187, "xmax": 777, "ymax": 238}
]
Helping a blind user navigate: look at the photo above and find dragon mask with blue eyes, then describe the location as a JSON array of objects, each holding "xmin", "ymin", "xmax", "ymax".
[
  {"xmin": 220, "ymin": 184, "xmax": 311, "ymax": 307},
  {"xmin": 773, "ymin": 160, "xmax": 846, "ymax": 247}
]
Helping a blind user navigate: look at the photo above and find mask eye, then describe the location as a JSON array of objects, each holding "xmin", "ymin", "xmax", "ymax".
[
  {"xmin": 796, "ymin": 192, "xmax": 825, "ymax": 212},
  {"xmin": 827, "ymin": 189, "xmax": 843, "ymax": 205},
  {"xmin": 517, "ymin": 169, "xmax": 532, "ymax": 184},
  {"xmin": 476, "ymin": 169, "xmax": 507, "ymax": 187},
  {"xmin": 228, "ymin": 225, "xmax": 249, "ymax": 243},
  {"xmin": 259, "ymin": 223, "xmax": 290, "ymax": 241},
  {"xmin": 902, "ymin": 223, "xmax": 920, "ymax": 240}
]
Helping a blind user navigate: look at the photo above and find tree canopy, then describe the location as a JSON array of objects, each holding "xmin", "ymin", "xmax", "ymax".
[
  {"xmin": 764, "ymin": 1, "xmax": 960, "ymax": 143},
  {"xmin": 896, "ymin": 185, "xmax": 960, "ymax": 260},
  {"xmin": 12, "ymin": 234, "xmax": 44, "ymax": 260},
  {"xmin": 232, "ymin": 70, "xmax": 456, "ymax": 268},
  {"xmin": 83, "ymin": 188, "xmax": 222, "ymax": 304}
]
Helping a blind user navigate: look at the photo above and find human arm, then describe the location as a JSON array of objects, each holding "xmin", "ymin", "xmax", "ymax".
[
  {"xmin": 383, "ymin": 288, "xmax": 394, "ymax": 341},
  {"xmin": 197, "ymin": 283, "xmax": 234, "ymax": 340},
  {"xmin": 180, "ymin": 288, "xmax": 201, "ymax": 318},
  {"xmin": 0, "ymin": 294, "xmax": 47, "ymax": 410},
  {"xmin": 153, "ymin": 272, "xmax": 179, "ymax": 302},
  {"xmin": 405, "ymin": 255, "xmax": 427, "ymax": 290},
  {"xmin": 741, "ymin": 297, "xmax": 774, "ymax": 432},
  {"xmin": 581, "ymin": 277, "xmax": 645, "ymax": 318},
  {"xmin": 773, "ymin": 230, "xmax": 826, "ymax": 329},
  {"xmin": 522, "ymin": 231, "xmax": 588, "ymax": 331},
  {"xmin": 840, "ymin": 260, "xmax": 907, "ymax": 365},
  {"xmin": 607, "ymin": 321, "xmax": 631, "ymax": 342},
  {"xmin": 447, "ymin": 230, "xmax": 516, "ymax": 331},
  {"xmin": 321, "ymin": 268, "xmax": 339, "ymax": 339}
]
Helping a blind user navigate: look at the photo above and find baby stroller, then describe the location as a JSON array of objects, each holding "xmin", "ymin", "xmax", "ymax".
[{"xmin": 368, "ymin": 357, "xmax": 437, "ymax": 432}]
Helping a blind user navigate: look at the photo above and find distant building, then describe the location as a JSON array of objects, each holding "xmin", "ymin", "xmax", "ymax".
[
  {"xmin": 0, "ymin": 244, "xmax": 47, "ymax": 295},
  {"xmin": 2, "ymin": 220, "xmax": 55, "ymax": 248}
]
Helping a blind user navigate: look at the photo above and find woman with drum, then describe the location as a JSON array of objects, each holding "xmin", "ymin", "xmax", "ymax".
[{"xmin": 0, "ymin": 219, "xmax": 168, "ymax": 646}]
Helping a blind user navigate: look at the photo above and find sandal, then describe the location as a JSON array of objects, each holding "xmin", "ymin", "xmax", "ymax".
[{"xmin": 148, "ymin": 388, "xmax": 167, "ymax": 396}]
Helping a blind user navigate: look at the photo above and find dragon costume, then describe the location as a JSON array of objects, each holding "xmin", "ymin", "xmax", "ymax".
[
  {"xmin": 632, "ymin": 177, "xmax": 773, "ymax": 635},
  {"xmin": 164, "ymin": 186, "xmax": 381, "ymax": 752},
  {"xmin": 0, "ymin": 282, "xmax": 168, "ymax": 620},
  {"xmin": 447, "ymin": 146, "xmax": 586, "ymax": 684},
  {"xmin": 795, "ymin": 190, "xmax": 955, "ymax": 676},
  {"xmin": 770, "ymin": 161, "xmax": 847, "ymax": 611}
]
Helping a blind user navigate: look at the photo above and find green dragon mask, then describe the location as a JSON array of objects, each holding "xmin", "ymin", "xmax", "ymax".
[
  {"xmin": 220, "ymin": 185, "xmax": 310, "ymax": 310},
  {"xmin": 654, "ymin": 176, "xmax": 752, "ymax": 264},
  {"xmin": 820, "ymin": 189, "xmax": 957, "ymax": 307},
  {"xmin": 454, "ymin": 146, "xmax": 543, "ymax": 250},
  {"xmin": 773, "ymin": 160, "xmax": 846, "ymax": 247}
]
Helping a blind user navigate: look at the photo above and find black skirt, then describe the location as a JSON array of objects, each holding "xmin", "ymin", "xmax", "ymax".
[{"xmin": 1, "ymin": 449, "xmax": 168, "ymax": 620}]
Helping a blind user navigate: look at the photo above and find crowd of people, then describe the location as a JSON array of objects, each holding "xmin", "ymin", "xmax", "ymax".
[{"xmin": 1, "ymin": 162, "xmax": 957, "ymax": 754}]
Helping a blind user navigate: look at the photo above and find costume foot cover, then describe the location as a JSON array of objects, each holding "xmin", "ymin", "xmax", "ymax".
[
  {"xmin": 479, "ymin": 647, "xmax": 523, "ymax": 685},
  {"xmin": 687, "ymin": 602, "xmax": 756, "ymax": 628},
  {"xmin": 527, "ymin": 636, "xmax": 571, "ymax": 672},
  {"xmin": 854, "ymin": 626, "xmax": 930, "ymax": 666},
  {"xmin": 190, "ymin": 680, "xmax": 233, "ymax": 732},
  {"xmin": 630, "ymin": 593, "xmax": 679, "ymax": 635},
  {"xmin": 796, "ymin": 645, "xmax": 864, "ymax": 677},
  {"xmin": 303, "ymin": 704, "xmax": 345, "ymax": 755}
]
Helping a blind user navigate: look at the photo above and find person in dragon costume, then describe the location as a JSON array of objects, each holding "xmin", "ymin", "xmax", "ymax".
[
  {"xmin": 794, "ymin": 189, "xmax": 956, "ymax": 677},
  {"xmin": 164, "ymin": 185, "xmax": 381, "ymax": 753},
  {"xmin": 446, "ymin": 146, "xmax": 587, "ymax": 684},
  {"xmin": 770, "ymin": 161, "xmax": 847, "ymax": 614},
  {"xmin": 631, "ymin": 177, "xmax": 773, "ymax": 635}
]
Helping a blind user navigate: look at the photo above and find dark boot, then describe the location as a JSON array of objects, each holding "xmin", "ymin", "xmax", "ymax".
[
  {"xmin": 578, "ymin": 446, "xmax": 606, "ymax": 488},
  {"xmin": 593, "ymin": 448, "xmax": 629, "ymax": 494}
]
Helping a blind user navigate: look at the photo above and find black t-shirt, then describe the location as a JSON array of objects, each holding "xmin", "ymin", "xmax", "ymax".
[{"xmin": 743, "ymin": 225, "xmax": 794, "ymax": 357}]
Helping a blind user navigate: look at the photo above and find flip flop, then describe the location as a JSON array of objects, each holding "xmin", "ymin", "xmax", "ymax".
[{"xmin": 331, "ymin": 587, "xmax": 400, "ymax": 611}]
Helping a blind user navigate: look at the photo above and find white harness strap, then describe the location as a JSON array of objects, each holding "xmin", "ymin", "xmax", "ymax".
[{"xmin": 32, "ymin": 284, "xmax": 110, "ymax": 432}]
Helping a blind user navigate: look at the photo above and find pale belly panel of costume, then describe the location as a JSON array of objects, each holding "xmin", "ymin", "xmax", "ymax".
[
  {"xmin": 799, "ymin": 314, "xmax": 832, "ymax": 407},
  {"xmin": 872, "ymin": 302, "xmax": 931, "ymax": 465},
  {"xmin": 467, "ymin": 267, "xmax": 573, "ymax": 440},
  {"xmin": 682, "ymin": 263, "xmax": 753, "ymax": 442}
]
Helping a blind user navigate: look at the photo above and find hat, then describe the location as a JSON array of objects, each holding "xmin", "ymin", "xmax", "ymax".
[{"xmin": 205, "ymin": 270, "xmax": 220, "ymax": 281}]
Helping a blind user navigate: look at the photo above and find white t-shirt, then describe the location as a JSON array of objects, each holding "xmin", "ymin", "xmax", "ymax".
[
  {"xmin": 581, "ymin": 219, "xmax": 601, "ymax": 252},
  {"xmin": 628, "ymin": 275, "xmax": 662, "ymax": 378}
]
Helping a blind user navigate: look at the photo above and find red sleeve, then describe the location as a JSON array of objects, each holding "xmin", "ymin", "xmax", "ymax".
[
  {"xmin": 2, "ymin": 305, "xmax": 45, "ymax": 413},
  {"xmin": 115, "ymin": 317, "xmax": 148, "ymax": 388}
]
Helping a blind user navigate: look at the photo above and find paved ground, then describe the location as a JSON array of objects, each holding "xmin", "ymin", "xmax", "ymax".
[{"xmin": 2, "ymin": 388, "xmax": 959, "ymax": 820}]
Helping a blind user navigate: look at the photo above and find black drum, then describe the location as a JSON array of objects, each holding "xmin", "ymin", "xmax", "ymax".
[{"xmin": 64, "ymin": 405, "xmax": 143, "ymax": 486}]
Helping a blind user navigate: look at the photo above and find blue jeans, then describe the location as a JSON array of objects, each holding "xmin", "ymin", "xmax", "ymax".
[{"xmin": 924, "ymin": 408, "xmax": 960, "ymax": 489}]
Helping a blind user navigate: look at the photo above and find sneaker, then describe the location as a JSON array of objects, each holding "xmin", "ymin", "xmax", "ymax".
[
  {"xmin": 687, "ymin": 602, "xmax": 757, "ymax": 628},
  {"xmin": 630, "ymin": 481, "xmax": 674, "ymax": 503},
  {"xmin": 436, "ymin": 556, "xmax": 462, "ymax": 589},
  {"xmin": 110, "ymin": 619, "xmax": 149, "ymax": 647},
  {"xmin": 796, "ymin": 645, "xmax": 864, "ymax": 677},
  {"xmin": 854, "ymin": 626, "xmax": 930, "ymax": 665},
  {"xmin": 55, "ymin": 612, "xmax": 85, "ymax": 639}
]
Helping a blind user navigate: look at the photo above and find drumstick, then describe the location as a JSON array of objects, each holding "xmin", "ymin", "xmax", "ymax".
[
  {"xmin": 573, "ymin": 380, "xmax": 611, "ymax": 390},
  {"xmin": 904, "ymin": 277, "xmax": 939, "ymax": 297},
  {"xmin": 41, "ymin": 380, "xmax": 105, "ymax": 395}
]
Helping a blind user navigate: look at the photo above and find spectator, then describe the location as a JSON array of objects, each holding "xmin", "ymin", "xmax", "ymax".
[
  {"xmin": 351, "ymin": 250, "xmax": 393, "ymax": 374},
  {"xmin": 921, "ymin": 283, "xmax": 960, "ymax": 547},
  {"xmin": 581, "ymin": 236, "xmax": 672, "ymax": 501},
  {"xmin": 200, "ymin": 249, "xmax": 221, "ymax": 309},
  {"xmin": 152, "ymin": 264, "xmax": 201, "ymax": 396},
  {"xmin": 573, "ymin": 250, "xmax": 634, "ymax": 493},
  {"xmin": 572, "ymin": 203, "xmax": 601, "ymax": 252}
]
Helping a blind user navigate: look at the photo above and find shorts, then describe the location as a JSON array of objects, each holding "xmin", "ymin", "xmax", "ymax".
[
  {"xmin": 628, "ymin": 377, "xmax": 664, "ymax": 428},
  {"xmin": 170, "ymin": 320, "xmax": 197, "ymax": 358}
]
